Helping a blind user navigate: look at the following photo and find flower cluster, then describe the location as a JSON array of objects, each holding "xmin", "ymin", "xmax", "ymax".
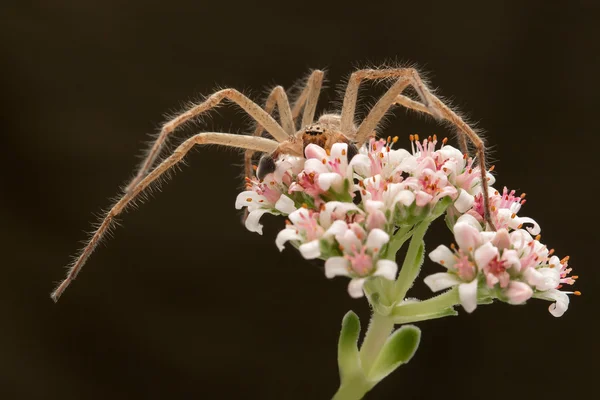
[
  {"xmin": 425, "ymin": 194, "xmax": 579, "ymax": 317},
  {"xmin": 235, "ymin": 134, "xmax": 578, "ymax": 314},
  {"xmin": 236, "ymin": 135, "xmax": 499, "ymax": 298}
]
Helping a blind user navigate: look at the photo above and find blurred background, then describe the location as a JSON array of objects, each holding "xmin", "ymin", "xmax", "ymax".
[{"xmin": 1, "ymin": 1, "xmax": 598, "ymax": 399}]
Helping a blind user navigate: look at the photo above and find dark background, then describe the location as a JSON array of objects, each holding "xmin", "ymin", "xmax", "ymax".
[{"xmin": 2, "ymin": 1, "xmax": 598, "ymax": 399}]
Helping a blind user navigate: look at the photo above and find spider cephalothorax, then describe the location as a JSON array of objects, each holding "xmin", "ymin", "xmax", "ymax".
[
  {"xmin": 52, "ymin": 67, "xmax": 495, "ymax": 301},
  {"xmin": 257, "ymin": 114, "xmax": 360, "ymax": 179}
]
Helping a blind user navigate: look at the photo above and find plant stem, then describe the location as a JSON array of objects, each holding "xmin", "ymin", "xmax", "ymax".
[
  {"xmin": 393, "ymin": 222, "xmax": 430, "ymax": 301},
  {"xmin": 384, "ymin": 225, "xmax": 413, "ymax": 260},
  {"xmin": 359, "ymin": 312, "xmax": 394, "ymax": 375},
  {"xmin": 331, "ymin": 375, "xmax": 371, "ymax": 400}
]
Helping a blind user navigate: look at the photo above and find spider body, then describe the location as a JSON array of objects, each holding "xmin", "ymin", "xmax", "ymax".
[
  {"xmin": 258, "ymin": 114, "xmax": 360, "ymax": 179},
  {"xmin": 51, "ymin": 67, "xmax": 496, "ymax": 301}
]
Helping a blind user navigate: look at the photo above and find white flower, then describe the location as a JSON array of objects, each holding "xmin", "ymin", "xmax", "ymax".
[{"xmin": 325, "ymin": 228, "xmax": 397, "ymax": 298}]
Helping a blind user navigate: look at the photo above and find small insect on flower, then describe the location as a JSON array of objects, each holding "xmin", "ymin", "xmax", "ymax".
[{"xmin": 52, "ymin": 67, "xmax": 496, "ymax": 301}]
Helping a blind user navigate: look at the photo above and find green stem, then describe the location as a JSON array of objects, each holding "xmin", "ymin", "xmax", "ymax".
[
  {"xmin": 392, "ymin": 288, "xmax": 460, "ymax": 318},
  {"xmin": 393, "ymin": 222, "xmax": 430, "ymax": 301},
  {"xmin": 359, "ymin": 313, "xmax": 394, "ymax": 375},
  {"xmin": 384, "ymin": 225, "xmax": 413, "ymax": 260},
  {"xmin": 331, "ymin": 376, "xmax": 371, "ymax": 400}
]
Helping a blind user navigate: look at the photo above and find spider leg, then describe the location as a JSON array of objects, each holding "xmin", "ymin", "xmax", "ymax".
[
  {"xmin": 296, "ymin": 70, "xmax": 324, "ymax": 129},
  {"xmin": 244, "ymin": 69, "xmax": 324, "ymax": 179},
  {"xmin": 342, "ymin": 68, "xmax": 494, "ymax": 230},
  {"xmin": 244, "ymin": 86, "xmax": 294, "ymax": 179},
  {"xmin": 125, "ymin": 89, "xmax": 290, "ymax": 194},
  {"xmin": 394, "ymin": 94, "xmax": 469, "ymax": 154},
  {"xmin": 52, "ymin": 133, "xmax": 279, "ymax": 302}
]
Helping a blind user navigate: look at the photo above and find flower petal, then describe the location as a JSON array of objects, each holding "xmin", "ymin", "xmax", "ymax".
[
  {"xmin": 325, "ymin": 257, "xmax": 350, "ymax": 278},
  {"xmin": 454, "ymin": 189, "xmax": 474, "ymax": 213},
  {"xmin": 504, "ymin": 281, "xmax": 533, "ymax": 304},
  {"xmin": 524, "ymin": 267, "xmax": 560, "ymax": 291},
  {"xmin": 424, "ymin": 272, "xmax": 461, "ymax": 292},
  {"xmin": 365, "ymin": 229, "xmax": 390, "ymax": 252},
  {"xmin": 454, "ymin": 222, "xmax": 482, "ymax": 251},
  {"xmin": 275, "ymin": 194, "xmax": 296, "ymax": 214},
  {"xmin": 304, "ymin": 143, "xmax": 327, "ymax": 160},
  {"xmin": 429, "ymin": 245, "xmax": 457, "ymax": 269},
  {"xmin": 519, "ymin": 216, "xmax": 541, "ymax": 235},
  {"xmin": 323, "ymin": 220, "xmax": 348, "ymax": 237},
  {"xmin": 474, "ymin": 242, "xmax": 498, "ymax": 269},
  {"xmin": 374, "ymin": 259, "xmax": 398, "ymax": 280},
  {"xmin": 347, "ymin": 278, "xmax": 367, "ymax": 298},
  {"xmin": 235, "ymin": 191, "xmax": 268, "ymax": 210},
  {"xmin": 288, "ymin": 207, "xmax": 309, "ymax": 225},
  {"xmin": 275, "ymin": 228, "xmax": 302, "ymax": 251},
  {"xmin": 349, "ymin": 154, "xmax": 371, "ymax": 176},
  {"xmin": 318, "ymin": 172, "xmax": 343, "ymax": 191},
  {"xmin": 331, "ymin": 143, "xmax": 349, "ymax": 162},
  {"xmin": 492, "ymin": 228, "xmax": 511, "ymax": 250},
  {"xmin": 299, "ymin": 240, "xmax": 321, "ymax": 259},
  {"xmin": 459, "ymin": 279, "xmax": 478, "ymax": 313},
  {"xmin": 394, "ymin": 190, "xmax": 415, "ymax": 206},
  {"xmin": 534, "ymin": 289, "xmax": 570, "ymax": 317},
  {"xmin": 245, "ymin": 209, "xmax": 270, "ymax": 234}
]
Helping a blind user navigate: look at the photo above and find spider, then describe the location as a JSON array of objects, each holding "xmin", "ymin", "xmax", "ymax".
[{"xmin": 51, "ymin": 67, "xmax": 494, "ymax": 302}]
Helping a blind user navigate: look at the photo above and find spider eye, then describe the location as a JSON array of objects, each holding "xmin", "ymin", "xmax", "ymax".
[
  {"xmin": 257, "ymin": 154, "xmax": 276, "ymax": 180},
  {"xmin": 305, "ymin": 125, "xmax": 324, "ymax": 136}
]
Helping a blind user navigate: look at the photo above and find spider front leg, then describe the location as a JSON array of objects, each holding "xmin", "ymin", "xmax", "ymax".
[
  {"xmin": 52, "ymin": 133, "xmax": 279, "ymax": 302},
  {"xmin": 125, "ymin": 88, "xmax": 290, "ymax": 194}
]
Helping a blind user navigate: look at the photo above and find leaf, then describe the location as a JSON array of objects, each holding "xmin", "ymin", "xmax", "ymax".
[
  {"xmin": 367, "ymin": 325, "xmax": 421, "ymax": 382},
  {"xmin": 337, "ymin": 311, "xmax": 362, "ymax": 381}
]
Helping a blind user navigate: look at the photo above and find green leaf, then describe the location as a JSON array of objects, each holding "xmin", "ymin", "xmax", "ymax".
[
  {"xmin": 337, "ymin": 311, "xmax": 362, "ymax": 381},
  {"xmin": 367, "ymin": 325, "xmax": 421, "ymax": 382}
]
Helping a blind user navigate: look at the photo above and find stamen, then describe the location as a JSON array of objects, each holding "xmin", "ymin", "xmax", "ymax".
[
  {"xmin": 341, "ymin": 149, "xmax": 346, "ymax": 155},
  {"xmin": 246, "ymin": 197, "xmax": 252, "ymax": 202},
  {"xmin": 574, "ymin": 291, "xmax": 581, "ymax": 296},
  {"xmin": 535, "ymin": 234, "xmax": 541, "ymax": 241},
  {"xmin": 442, "ymin": 137, "xmax": 448, "ymax": 145},
  {"xmin": 489, "ymin": 165, "xmax": 495, "ymax": 172},
  {"xmin": 392, "ymin": 136, "xmax": 399, "ymax": 143}
]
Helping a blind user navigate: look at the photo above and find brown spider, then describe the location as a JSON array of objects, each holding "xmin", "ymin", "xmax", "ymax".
[{"xmin": 51, "ymin": 67, "xmax": 494, "ymax": 302}]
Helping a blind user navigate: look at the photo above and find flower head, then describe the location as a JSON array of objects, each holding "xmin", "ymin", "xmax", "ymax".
[{"xmin": 425, "ymin": 214, "xmax": 579, "ymax": 316}]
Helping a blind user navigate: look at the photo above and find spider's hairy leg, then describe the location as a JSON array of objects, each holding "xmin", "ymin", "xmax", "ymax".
[
  {"xmin": 340, "ymin": 68, "xmax": 429, "ymax": 136},
  {"xmin": 125, "ymin": 88, "xmax": 289, "ymax": 195},
  {"xmin": 394, "ymin": 94, "xmax": 469, "ymax": 154},
  {"xmin": 289, "ymin": 70, "xmax": 324, "ymax": 130},
  {"xmin": 297, "ymin": 70, "xmax": 324, "ymax": 129},
  {"xmin": 343, "ymin": 68, "xmax": 494, "ymax": 230},
  {"xmin": 52, "ymin": 133, "xmax": 279, "ymax": 302},
  {"xmin": 244, "ymin": 86, "xmax": 294, "ymax": 179}
]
